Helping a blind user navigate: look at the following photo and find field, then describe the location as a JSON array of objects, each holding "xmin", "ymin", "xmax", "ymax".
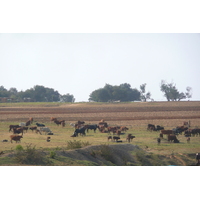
[{"xmin": 0, "ymin": 101, "xmax": 200, "ymax": 166}]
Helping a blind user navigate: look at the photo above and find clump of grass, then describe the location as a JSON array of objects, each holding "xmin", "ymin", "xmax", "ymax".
[
  {"xmin": 49, "ymin": 151, "xmax": 56, "ymax": 159},
  {"xmin": 14, "ymin": 143, "xmax": 52, "ymax": 165},
  {"xmin": 66, "ymin": 140, "xmax": 91, "ymax": 150},
  {"xmin": 15, "ymin": 145, "xmax": 23, "ymax": 151}
]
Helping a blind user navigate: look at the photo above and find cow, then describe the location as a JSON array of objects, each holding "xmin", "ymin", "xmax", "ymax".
[
  {"xmin": 156, "ymin": 125, "xmax": 164, "ymax": 131},
  {"xmin": 98, "ymin": 122, "xmax": 108, "ymax": 128},
  {"xmin": 107, "ymin": 126, "xmax": 118, "ymax": 133},
  {"xmin": 157, "ymin": 138, "xmax": 161, "ymax": 145},
  {"xmin": 2, "ymin": 140, "xmax": 8, "ymax": 142},
  {"xmin": 39, "ymin": 127, "xmax": 51, "ymax": 135},
  {"xmin": 72, "ymin": 127, "xmax": 86, "ymax": 137},
  {"xmin": 107, "ymin": 136, "xmax": 112, "ymax": 141},
  {"xmin": 187, "ymin": 137, "xmax": 190, "ymax": 143},
  {"xmin": 173, "ymin": 126, "xmax": 188, "ymax": 135},
  {"xmin": 50, "ymin": 117, "xmax": 57, "ymax": 122},
  {"xmin": 29, "ymin": 126, "xmax": 37, "ymax": 132},
  {"xmin": 36, "ymin": 123, "xmax": 45, "ymax": 127},
  {"xmin": 13, "ymin": 127, "xmax": 24, "ymax": 135},
  {"xmin": 25, "ymin": 120, "xmax": 31, "ymax": 126},
  {"xmin": 19, "ymin": 122, "xmax": 26, "ymax": 127},
  {"xmin": 54, "ymin": 119, "xmax": 65, "ymax": 127},
  {"xmin": 113, "ymin": 136, "xmax": 120, "ymax": 142},
  {"xmin": 9, "ymin": 125, "xmax": 20, "ymax": 132},
  {"xmin": 147, "ymin": 124, "xmax": 156, "ymax": 131},
  {"xmin": 46, "ymin": 137, "xmax": 51, "ymax": 142},
  {"xmin": 119, "ymin": 126, "xmax": 129, "ymax": 132},
  {"xmin": 10, "ymin": 135, "xmax": 23, "ymax": 143},
  {"xmin": 160, "ymin": 130, "xmax": 173, "ymax": 136},
  {"xmin": 126, "ymin": 134, "xmax": 135, "ymax": 143},
  {"xmin": 167, "ymin": 135, "xmax": 179, "ymax": 143},
  {"xmin": 84, "ymin": 124, "xmax": 98, "ymax": 133}
]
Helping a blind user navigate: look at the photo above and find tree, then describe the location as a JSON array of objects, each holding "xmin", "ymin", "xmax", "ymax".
[
  {"xmin": 160, "ymin": 80, "xmax": 191, "ymax": 101},
  {"xmin": 60, "ymin": 94, "xmax": 75, "ymax": 102},
  {"xmin": 89, "ymin": 83, "xmax": 140, "ymax": 102},
  {"xmin": 140, "ymin": 83, "xmax": 151, "ymax": 102}
]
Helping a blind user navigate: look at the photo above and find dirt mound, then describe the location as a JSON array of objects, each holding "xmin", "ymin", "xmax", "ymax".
[{"xmin": 56, "ymin": 144, "xmax": 140, "ymax": 166}]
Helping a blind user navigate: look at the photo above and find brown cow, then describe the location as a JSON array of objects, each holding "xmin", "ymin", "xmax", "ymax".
[
  {"xmin": 25, "ymin": 120, "xmax": 31, "ymax": 126},
  {"xmin": 107, "ymin": 136, "xmax": 112, "ymax": 141},
  {"xmin": 10, "ymin": 135, "xmax": 23, "ymax": 143},
  {"xmin": 167, "ymin": 135, "xmax": 179, "ymax": 143},
  {"xmin": 160, "ymin": 130, "xmax": 173, "ymax": 135},
  {"xmin": 120, "ymin": 126, "xmax": 129, "ymax": 132},
  {"xmin": 9, "ymin": 125, "xmax": 20, "ymax": 132},
  {"xmin": 29, "ymin": 126, "xmax": 37, "ymax": 132}
]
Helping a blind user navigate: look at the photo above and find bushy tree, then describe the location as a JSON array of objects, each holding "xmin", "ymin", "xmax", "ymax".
[
  {"xmin": 160, "ymin": 80, "xmax": 191, "ymax": 101},
  {"xmin": 89, "ymin": 83, "xmax": 140, "ymax": 102},
  {"xmin": 60, "ymin": 93, "xmax": 75, "ymax": 102}
]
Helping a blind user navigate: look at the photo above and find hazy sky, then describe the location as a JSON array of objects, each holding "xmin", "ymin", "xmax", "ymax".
[{"xmin": 0, "ymin": 33, "xmax": 200, "ymax": 102}]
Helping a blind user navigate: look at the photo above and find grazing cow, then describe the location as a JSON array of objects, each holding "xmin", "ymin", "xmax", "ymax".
[
  {"xmin": 173, "ymin": 126, "xmax": 188, "ymax": 135},
  {"xmin": 2, "ymin": 140, "xmax": 8, "ymax": 142},
  {"xmin": 36, "ymin": 123, "xmax": 45, "ymax": 127},
  {"xmin": 50, "ymin": 117, "xmax": 57, "ymax": 122},
  {"xmin": 39, "ymin": 127, "xmax": 51, "ymax": 135},
  {"xmin": 107, "ymin": 126, "xmax": 118, "ymax": 133},
  {"xmin": 113, "ymin": 136, "xmax": 120, "ymax": 142},
  {"xmin": 72, "ymin": 127, "xmax": 86, "ymax": 137},
  {"xmin": 10, "ymin": 135, "xmax": 23, "ymax": 143},
  {"xmin": 9, "ymin": 125, "xmax": 20, "ymax": 132},
  {"xmin": 13, "ymin": 127, "xmax": 24, "ymax": 135},
  {"xmin": 156, "ymin": 125, "xmax": 164, "ymax": 131},
  {"xmin": 53, "ymin": 119, "xmax": 65, "ymax": 127},
  {"xmin": 126, "ymin": 134, "xmax": 135, "ymax": 143},
  {"xmin": 29, "ymin": 126, "xmax": 37, "ymax": 132},
  {"xmin": 120, "ymin": 126, "xmax": 129, "ymax": 132},
  {"xmin": 167, "ymin": 135, "xmax": 179, "ymax": 143},
  {"xmin": 22, "ymin": 126, "xmax": 29, "ymax": 133},
  {"xmin": 147, "ymin": 124, "xmax": 156, "ymax": 131},
  {"xmin": 183, "ymin": 121, "xmax": 190, "ymax": 127},
  {"xmin": 107, "ymin": 136, "xmax": 112, "ymax": 141},
  {"xmin": 84, "ymin": 124, "xmax": 98, "ymax": 133}
]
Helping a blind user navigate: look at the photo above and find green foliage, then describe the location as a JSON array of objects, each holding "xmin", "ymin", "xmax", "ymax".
[
  {"xmin": 160, "ymin": 80, "xmax": 192, "ymax": 101},
  {"xmin": 15, "ymin": 145, "xmax": 23, "ymax": 151},
  {"xmin": 14, "ymin": 144, "xmax": 52, "ymax": 165},
  {"xmin": 89, "ymin": 83, "xmax": 141, "ymax": 102},
  {"xmin": 49, "ymin": 151, "xmax": 56, "ymax": 159},
  {"xmin": 66, "ymin": 140, "xmax": 91, "ymax": 150}
]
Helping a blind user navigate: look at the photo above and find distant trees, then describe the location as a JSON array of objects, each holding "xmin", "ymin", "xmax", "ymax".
[
  {"xmin": 0, "ymin": 85, "xmax": 75, "ymax": 102},
  {"xmin": 160, "ymin": 80, "xmax": 192, "ymax": 101},
  {"xmin": 89, "ymin": 83, "xmax": 140, "ymax": 102},
  {"xmin": 140, "ymin": 83, "xmax": 151, "ymax": 102}
]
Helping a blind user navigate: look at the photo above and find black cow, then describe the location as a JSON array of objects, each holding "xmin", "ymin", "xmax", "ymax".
[
  {"xmin": 36, "ymin": 123, "xmax": 45, "ymax": 127},
  {"xmin": 85, "ymin": 124, "xmax": 98, "ymax": 133},
  {"xmin": 72, "ymin": 127, "xmax": 86, "ymax": 137}
]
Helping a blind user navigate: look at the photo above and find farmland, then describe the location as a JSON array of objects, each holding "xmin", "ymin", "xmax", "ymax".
[{"xmin": 0, "ymin": 101, "xmax": 200, "ymax": 166}]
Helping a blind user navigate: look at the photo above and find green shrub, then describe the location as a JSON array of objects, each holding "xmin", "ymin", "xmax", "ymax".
[
  {"xmin": 67, "ymin": 140, "xmax": 91, "ymax": 150},
  {"xmin": 15, "ymin": 145, "xmax": 23, "ymax": 151},
  {"xmin": 49, "ymin": 151, "xmax": 56, "ymax": 159},
  {"xmin": 14, "ymin": 144, "xmax": 52, "ymax": 165}
]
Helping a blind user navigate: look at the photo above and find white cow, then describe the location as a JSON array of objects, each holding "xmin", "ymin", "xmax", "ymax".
[
  {"xmin": 39, "ymin": 127, "xmax": 51, "ymax": 135},
  {"xmin": 19, "ymin": 122, "xmax": 26, "ymax": 127}
]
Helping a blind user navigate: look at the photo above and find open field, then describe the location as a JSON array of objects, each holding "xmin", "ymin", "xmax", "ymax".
[{"xmin": 0, "ymin": 101, "xmax": 200, "ymax": 165}]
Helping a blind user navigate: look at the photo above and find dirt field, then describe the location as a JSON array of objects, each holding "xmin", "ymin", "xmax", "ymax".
[{"xmin": 0, "ymin": 101, "xmax": 200, "ymax": 165}]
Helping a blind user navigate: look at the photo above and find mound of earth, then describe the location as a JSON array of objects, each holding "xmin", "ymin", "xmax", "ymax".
[{"xmin": 55, "ymin": 144, "xmax": 140, "ymax": 166}]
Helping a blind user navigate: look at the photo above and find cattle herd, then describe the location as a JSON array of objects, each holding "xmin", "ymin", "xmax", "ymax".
[{"xmin": 3, "ymin": 117, "xmax": 199, "ymax": 146}]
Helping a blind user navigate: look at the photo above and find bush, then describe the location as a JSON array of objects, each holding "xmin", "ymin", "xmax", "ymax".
[
  {"xmin": 49, "ymin": 151, "xmax": 56, "ymax": 159},
  {"xmin": 15, "ymin": 145, "xmax": 23, "ymax": 151},
  {"xmin": 14, "ymin": 144, "xmax": 52, "ymax": 165},
  {"xmin": 67, "ymin": 140, "xmax": 91, "ymax": 150}
]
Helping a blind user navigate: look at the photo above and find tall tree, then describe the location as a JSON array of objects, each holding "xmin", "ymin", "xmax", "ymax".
[
  {"xmin": 140, "ymin": 83, "xmax": 151, "ymax": 102},
  {"xmin": 160, "ymin": 80, "xmax": 191, "ymax": 101}
]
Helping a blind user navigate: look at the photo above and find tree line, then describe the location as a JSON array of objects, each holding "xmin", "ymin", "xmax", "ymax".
[{"xmin": 0, "ymin": 80, "xmax": 192, "ymax": 103}]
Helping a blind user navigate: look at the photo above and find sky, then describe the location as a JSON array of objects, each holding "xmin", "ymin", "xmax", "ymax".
[{"xmin": 1, "ymin": 33, "xmax": 200, "ymax": 102}]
